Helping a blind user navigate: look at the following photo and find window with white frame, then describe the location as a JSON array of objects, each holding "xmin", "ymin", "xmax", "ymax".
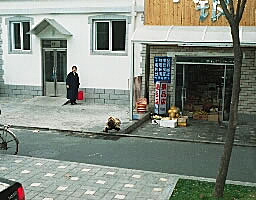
[
  {"xmin": 11, "ymin": 21, "xmax": 31, "ymax": 51},
  {"xmin": 88, "ymin": 15, "xmax": 130, "ymax": 56},
  {"xmin": 94, "ymin": 20, "xmax": 126, "ymax": 52},
  {"xmin": 6, "ymin": 16, "xmax": 33, "ymax": 54}
]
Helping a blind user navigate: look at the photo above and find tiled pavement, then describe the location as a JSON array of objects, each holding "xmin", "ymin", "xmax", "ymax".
[
  {"xmin": 1, "ymin": 97, "xmax": 255, "ymax": 147},
  {"xmin": 0, "ymin": 155, "xmax": 178, "ymax": 200},
  {"xmin": 1, "ymin": 155, "xmax": 256, "ymax": 200},
  {"xmin": 0, "ymin": 97, "xmax": 137, "ymax": 133},
  {"xmin": 131, "ymin": 119, "xmax": 256, "ymax": 147},
  {"xmin": 1, "ymin": 97, "xmax": 256, "ymax": 199}
]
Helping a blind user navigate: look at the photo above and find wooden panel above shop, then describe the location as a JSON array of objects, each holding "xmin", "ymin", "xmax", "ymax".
[{"xmin": 145, "ymin": 0, "xmax": 256, "ymax": 26}]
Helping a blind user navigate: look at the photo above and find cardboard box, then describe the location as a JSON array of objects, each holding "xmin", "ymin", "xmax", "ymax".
[
  {"xmin": 178, "ymin": 122, "xmax": 187, "ymax": 127},
  {"xmin": 208, "ymin": 113, "xmax": 219, "ymax": 122},
  {"xmin": 178, "ymin": 116, "xmax": 188, "ymax": 123},
  {"xmin": 193, "ymin": 105, "xmax": 203, "ymax": 111},
  {"xmin": 160, "ymin": 119, "xmax": 177, "ymax": 128},
  {"xmin": 178, "ymin": 116, "xmax": 188, "ymax": 127},
  {"xmin": 193, "ymin": 114, "xmax": 208, "ymax": 120}
]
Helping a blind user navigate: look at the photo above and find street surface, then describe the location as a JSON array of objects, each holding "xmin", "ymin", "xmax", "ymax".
[{"xmin": 11, "ymin": 128, "xmax": 256, "ymax": 183}]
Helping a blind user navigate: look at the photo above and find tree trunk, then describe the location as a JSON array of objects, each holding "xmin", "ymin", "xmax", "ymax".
[{"xmin": 214, "ymin": 25, "xmax": 242, "ymax": 197}]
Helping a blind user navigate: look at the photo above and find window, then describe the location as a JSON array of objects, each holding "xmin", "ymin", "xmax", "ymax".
[
  {"xmin": 5, "ymin": 16, "xmax": 33, "ymax": 54},
  {"xmin": 88, "ymin": 15, "xmax": 131, "ymax": 56},
  {"xmin": 11, "ymin": 21, "xmax": 31, "ymax": 51},
  {"xmin": 95, "ymin": 20, "xmax": 126, "ymax": 52}
]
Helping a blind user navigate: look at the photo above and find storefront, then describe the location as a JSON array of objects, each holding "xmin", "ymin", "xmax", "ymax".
[
  {"xmin": 130, "ymin": 25, "xmax": 256, "ymax": 123},
  {"xmin": 175, "ymin": 56, "xmax": 234, "ymax": 121}
]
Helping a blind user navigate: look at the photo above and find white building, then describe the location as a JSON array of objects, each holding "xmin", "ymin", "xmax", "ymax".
[{"xmin": 0, "ymin": 0, "xmax": 144, "ymax": 105}]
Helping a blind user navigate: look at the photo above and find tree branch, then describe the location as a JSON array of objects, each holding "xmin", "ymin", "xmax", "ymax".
[
  {"xmin": 220, "ymin": 0, "xmax": 234, "ymax": 26},
  {"xmin": 229, "ymin": 0, "xmax": 235, "ymax": 17},
  {"xmin": 238, "ymin": 0, "xmax": 247, "ymax": 22},
  {"xmin": 235, "ymin": 0, "xmax": 241, "ymax": 23}
]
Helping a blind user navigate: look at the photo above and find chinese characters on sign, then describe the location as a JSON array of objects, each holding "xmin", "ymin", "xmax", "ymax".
[
  {"xmin": 155, "ymin": 82, "xmax": 168, "ymax": 115},
  {"xmin": 154, "ymin": 56, "xmax": 171, "ymax": 83},
  {"xmin": 211, "ymin": 0, "xmax": 230, "ymax": 21},
  {"xmin": 172, "ymin": 0, "xmax": 229, "ymax": 22},
  {"xmin": 195, "ymin": 0, "xmax": 209, "ymax": 21}
]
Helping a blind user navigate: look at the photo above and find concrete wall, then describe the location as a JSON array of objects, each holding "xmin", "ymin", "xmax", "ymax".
[
  {"xmin": 81, "ymin": 88, "xmax": 129, "ymax": 105},
  {"xmin": 141, "ymin": 45, "xmax": 256, "ymax": 119}
]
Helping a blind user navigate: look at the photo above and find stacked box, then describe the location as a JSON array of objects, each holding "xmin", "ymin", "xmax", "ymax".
[
  {"xmin": 178, "ymin": 116, "xmax": 188, "ymax": 127},
  {"xmin": 160, "ymin": 119, "xmax": 177, "ymax": 128},
  {"xmin": 208, "ymin": 113, "xmax": 219, "ymax": 121}
]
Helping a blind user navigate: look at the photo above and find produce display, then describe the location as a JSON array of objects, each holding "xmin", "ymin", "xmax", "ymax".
[
  {"xmin": 152, "ymin": 106, "xmax": 188, "ymax": 128},
  {"xmin": 168, "ymin": 106, "xmax": 180, "ymax": 119}
]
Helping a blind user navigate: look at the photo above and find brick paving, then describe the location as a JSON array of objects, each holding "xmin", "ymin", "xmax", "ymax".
[
  {"xmin": 1, "ymin": 97, "xmax": 256, "ymax": 147},
  {"xmin": 131, "ymin": 119, "xmax": 256, "ymax": 147},
  {"xmin": 0, "ymin": 97, "xmax": 137, "ymax": 133},
  {"xmin": 1, "ymin": 97, "xmax": 256, "ymax": 199},
  {"xmin": 0, "ymin": 155, "xmax": 178, "ymax": 200}
]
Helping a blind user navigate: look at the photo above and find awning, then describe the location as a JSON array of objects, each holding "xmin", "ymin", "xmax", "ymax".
[
  {"xmin": 131, "ymin": 25, "xmax": 256, "ymax": 47},
  {"xmin": 30, "ymin": 18, "xmax": 72, "ymax": 36}
]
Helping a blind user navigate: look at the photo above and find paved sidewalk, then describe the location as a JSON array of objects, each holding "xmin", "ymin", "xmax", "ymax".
[
  {"xmin": 0, "ymin": 96, "xmax": 256, "ymax": 146},
  {"xmin": 0, "ymin": 154, "xmax": 178, "ymax": 200},
  {"xmin": 131, "ymin": 119, "xmax": 256, "ymax": 147},
  {"xmin": 1, "ymin": 155, "xmax": 255, "ymax": 200},
  {"xmin": 0, "ymin": 97, "xmax": 148, "ymax": 134}
]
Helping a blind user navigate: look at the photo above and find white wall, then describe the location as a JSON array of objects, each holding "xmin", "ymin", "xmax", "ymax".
[
  {"xmin": 2, "ymin": 21, "xmax": 42, "ymax": 86},
  {"xmin": 0, "ymin": 0, "xmax": 145, "ymax": 90},
  {"xmin": 2, "ymin": 14, "xmax": 132, "ymax": 89},
  {"xmin": 0, "ymin": 0, "xmax": 131, "ymax": 9}
]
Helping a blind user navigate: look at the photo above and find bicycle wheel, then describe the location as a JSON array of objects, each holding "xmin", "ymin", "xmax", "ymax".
[{"xmin": 0, "ymin": 128, "xmax": 19, "ymax": 155}]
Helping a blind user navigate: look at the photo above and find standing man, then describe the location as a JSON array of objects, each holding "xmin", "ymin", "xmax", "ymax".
[{"xmin": 65, "ymin": 65, "xmax": 80, "ymax": 105}]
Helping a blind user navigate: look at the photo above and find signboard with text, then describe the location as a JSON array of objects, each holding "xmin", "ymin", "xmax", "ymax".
[
  {"xmin": 154, "ymin": 56, "xmax": 171, "ymax": 83},
  {"xmin": 154, "ymin": 82, "xmax": 167, "ymax": 115}
]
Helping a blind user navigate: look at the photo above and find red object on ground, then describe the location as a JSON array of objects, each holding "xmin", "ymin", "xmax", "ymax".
[
  {"xmin": 77, "ymin": 91, "xmax": 84, "ymax": 100},
  {"xmin": 137, "ymin": 104, "xmax": 147, "ymax": 113},
  {"xmin": 136, "ymin": 98, "xmax": 147, "ymax": 113}
]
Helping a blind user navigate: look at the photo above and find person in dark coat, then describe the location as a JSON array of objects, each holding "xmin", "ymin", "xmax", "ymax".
[{"xmin": 65, "ymin": 66, "xmax": 80, "ymax": 105}]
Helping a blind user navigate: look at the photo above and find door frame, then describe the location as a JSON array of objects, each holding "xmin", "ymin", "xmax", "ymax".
[
  {"xmin": 42, "ymin": 48, "xmax": 67, "ymax": 97},
  {"xmin": 175, "ymin": 59, "xmax": 234, "ymax": 122}
]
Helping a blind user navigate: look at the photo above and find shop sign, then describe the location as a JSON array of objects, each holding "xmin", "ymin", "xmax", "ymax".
[
  {"xmin": 172, "ymin": 0, "xmax": 229, "ymax": 22},
  {"xmin": 155, "ymin": 82, "xmax": 167, "ymax": 115},
  {"xmin": 154, "ymin": 56, "xmax": 171, "ymax": 83}
]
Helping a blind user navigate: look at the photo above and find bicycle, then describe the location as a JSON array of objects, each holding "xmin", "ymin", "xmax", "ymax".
[{"xmin": 0, "ymin": 125, "xmax": 19, "ymax": 155}]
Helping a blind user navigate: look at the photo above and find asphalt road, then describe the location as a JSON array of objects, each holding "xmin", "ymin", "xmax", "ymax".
[{"xmin": 8, "ymin": 128, "xmax": 256, "ymax": 183}]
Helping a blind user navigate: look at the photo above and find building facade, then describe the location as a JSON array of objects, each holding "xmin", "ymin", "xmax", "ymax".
[
  {"xmin": 0, "ymin": 0, "xmax": 144, "ymax": 105},
  {"xmin": 132, "ymin": 0, "xmax": 256, "ymax": 121}
]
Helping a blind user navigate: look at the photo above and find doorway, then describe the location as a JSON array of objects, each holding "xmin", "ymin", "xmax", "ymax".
[
  {"xmin": 175, "ymin": 57, "xmax": 234, "ymax": 121},
  {"xmin": 42, "ymin": 40, "xmax": 67, "ymax": 97}
]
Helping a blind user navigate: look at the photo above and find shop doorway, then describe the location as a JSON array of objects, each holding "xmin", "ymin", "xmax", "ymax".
[
  {"xmin": 42, "ymin": 40, "xmax": 67, "ymax": 97},
  {"xmin": 175, "ymin": 57, "xmax": 234, "ymax": 121}
]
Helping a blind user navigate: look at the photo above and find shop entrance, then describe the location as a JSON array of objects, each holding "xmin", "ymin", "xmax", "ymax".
[
  {"xmin": 42, "ymin": 40, "xmax": 67, "ymax": 97},
  {"xmin": 175, "ymin": 57, "xmax": 234, "ymax": 121}
]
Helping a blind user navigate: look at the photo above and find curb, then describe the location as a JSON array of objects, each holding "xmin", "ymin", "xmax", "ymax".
[
  {"xmin": 1, "ymin": 112, "xmax": 256, "ymax": 148},
  {"xmin": 0, "ymin": 112, "xmax": 151, "ymax": 137},
  {"xmin": 173, "ymin": 174, "xmax": 256, "ymax": 187}
]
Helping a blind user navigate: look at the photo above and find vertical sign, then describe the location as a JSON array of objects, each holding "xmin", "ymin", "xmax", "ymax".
[
  {"xmin": 154, "ymin": 57, "xmax": 171, "ymax": 83},
  {"xmin": 154, "ymin": 82, "xmax": 167, "ymax": 115},
  {"xmin": 154, "ymin": 82, "xmax": 160, "ymax": 114},
  {"xmin": 159, "ymin": 82, "xmax": 167, "ymax": 114}
]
